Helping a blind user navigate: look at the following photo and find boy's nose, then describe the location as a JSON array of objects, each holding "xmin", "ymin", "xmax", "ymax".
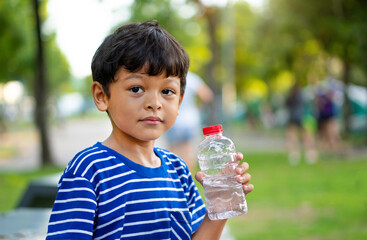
[{"xmin": 145, "ymin": 92, "xmax": 162, "ymax": 111}]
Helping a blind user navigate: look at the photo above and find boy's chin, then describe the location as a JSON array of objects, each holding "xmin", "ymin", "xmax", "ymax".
[{"xmin": 138, "ymin": 133, "xmax": 163, "ymax": 142}]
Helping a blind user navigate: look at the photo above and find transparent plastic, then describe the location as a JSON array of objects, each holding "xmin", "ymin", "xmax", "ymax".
[{"xmin": 197, "ymin": 124, "xmax": 247, "ymax": 220}]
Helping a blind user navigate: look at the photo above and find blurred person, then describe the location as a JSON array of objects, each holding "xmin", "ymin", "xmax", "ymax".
[
  {"xmin": 261, "ymin": 102, "xmax": 275, "ymax": 129},
  {"xmin": 164, "ymin": 71, "xmax": 214, "ymax": 172},
  {"xmin": 46, "ymin": 21, "xmax": 253, "ymax": 239},
  {"xmin": 285, "ymin": 83, "xmax": 318, "ymax": 165},
  {"xmin": 316, "ymin": 88, "xmax": 343, "ymax": 154},
  {"xmin": 245, "ymin": 98, "xmax": 262, "ymax": 129}
]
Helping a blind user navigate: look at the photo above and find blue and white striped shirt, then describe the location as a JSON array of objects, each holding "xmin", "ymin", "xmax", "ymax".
[{"xmin": 46, "ymin": 142, "xmax": 206, "ymax": 239}]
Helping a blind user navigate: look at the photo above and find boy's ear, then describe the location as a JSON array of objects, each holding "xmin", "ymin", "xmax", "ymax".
[{"xmin": 91, "ymin": 82, "xmax": 108, "ymax": 112}]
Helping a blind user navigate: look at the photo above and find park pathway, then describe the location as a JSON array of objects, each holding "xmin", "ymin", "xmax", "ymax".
[
  {"xmin": 2, "ymin": 116, "xmax": 367, "ymax": 171},
  {"xmin": 0, "ymin": 117, "xmax": 287, "ymax": 171}
]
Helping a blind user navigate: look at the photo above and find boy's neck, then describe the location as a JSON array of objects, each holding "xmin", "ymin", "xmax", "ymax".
[{"xmin": 102, "ymin": 135, "xmax": 161, "ymax": 168}]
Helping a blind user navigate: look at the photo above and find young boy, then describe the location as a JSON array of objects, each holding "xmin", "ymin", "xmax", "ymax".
[{"xmin": 46, "ymin": 20, "xmax": 253, "ymax": 240}]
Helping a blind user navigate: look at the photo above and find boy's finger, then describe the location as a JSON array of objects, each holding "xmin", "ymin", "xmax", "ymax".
[
  {"xmin": 236, "ymin": 173, "xmax": 251, "ymax": 184},
  {"xmin": 235, "ymin": 162, "xmax": 249, "ymax": 175},
  {"xmin": 243, "ymin": 184, "xmax": 254, "ymax": 195},
  {"xmin": 236, "ymin": 152, "xmax": 243, "ymax": 161}
]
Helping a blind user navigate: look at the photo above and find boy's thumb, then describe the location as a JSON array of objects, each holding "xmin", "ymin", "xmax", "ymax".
[{"xmin": 195, "ymin": 172, "xmax": 204, "ymax": 185}]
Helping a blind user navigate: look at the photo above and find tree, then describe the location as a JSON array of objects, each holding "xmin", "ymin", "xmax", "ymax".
[
  {"xmin": 33, "ymin": 0, "xmax": 53, "ymax": 165},
  {"xmin": 0, "ymin": 0, "xmax": 71, "ymax": 166}
]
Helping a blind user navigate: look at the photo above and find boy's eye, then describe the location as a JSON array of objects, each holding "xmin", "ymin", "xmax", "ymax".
[
  {"xmin": 130, "ymin": 86, "xmax": 143, "ymax": 93},
  {"xmin": 162, "ymin": 89, "xmax": 175, "ymax": 95}
]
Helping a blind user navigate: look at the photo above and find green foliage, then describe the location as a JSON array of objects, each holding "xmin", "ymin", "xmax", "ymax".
[
  {"xmin": 0, "ymin": 0, "xmax": 35, "ymax": 82},
  {"xmin": 0, "ymin": 0, "xmax": 71, "ymax": 96},
  {"xmin": 2, "ymin": 0, "xmax": 367, "ymax": 100},
  {"xmin": 44, "ymin": 33, "xmax": 71, "ymax": 96},
  {"xmin": 265, "ymin": 0, "xmax": 367, "ymax": 83}
]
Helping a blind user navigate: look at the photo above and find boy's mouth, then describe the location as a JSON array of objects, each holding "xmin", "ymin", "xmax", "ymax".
[{"xmin": 140, "ymin": 116, "xmax": 163, "ymax": 125}]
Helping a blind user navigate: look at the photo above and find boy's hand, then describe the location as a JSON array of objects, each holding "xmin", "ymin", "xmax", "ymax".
[{"xmin": 195, "ymin": 152, "xmax": 254, "ymax": 196}]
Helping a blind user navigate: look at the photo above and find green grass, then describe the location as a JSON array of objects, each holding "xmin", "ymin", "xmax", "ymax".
[
  {"xmin": 0, "ymin": 166, "xmax": 63, "ymax": 213},
  {"xmin": 225, "ymin": 151, "xmax": 367, "ymax": 240}
]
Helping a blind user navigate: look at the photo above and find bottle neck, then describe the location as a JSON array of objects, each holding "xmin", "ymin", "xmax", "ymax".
[{"xmin": 204, "ymin": 132, "xmax": 223, "ymax": 139}]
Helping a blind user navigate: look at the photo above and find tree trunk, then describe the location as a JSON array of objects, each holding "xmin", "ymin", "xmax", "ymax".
[
  {"xmin": 205, "ymin": 7, "xmax": 220, "ymax": 125},
  {"xmin": 341, "ymin": 46, "xmax": 351, "ymax": 137},
  {"xmin": 192, "ymin": 0, "xmax": 221, "ymax": 125},
  {"xmin": 359, "ymin": 26, "xmax": 367, "ymax": 145},
  {"xmin": 33, "ymin": 0, "xmax": 53, "ymax": 166}
]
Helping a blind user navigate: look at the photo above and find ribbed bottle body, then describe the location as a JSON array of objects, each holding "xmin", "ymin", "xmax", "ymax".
[{"xmin": 197, "ymin": 131, "xmax": 247, "ymax": 220}]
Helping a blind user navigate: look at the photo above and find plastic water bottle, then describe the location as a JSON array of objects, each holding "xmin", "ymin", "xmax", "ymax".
[{"xmin": 197, "ymin": 124, "xmax": 247, "ymax": 220}]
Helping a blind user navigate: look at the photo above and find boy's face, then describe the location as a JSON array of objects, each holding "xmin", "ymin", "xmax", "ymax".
[{"xmin": 93, "ymin": 67, "xmax": 184, "ymax": 143}]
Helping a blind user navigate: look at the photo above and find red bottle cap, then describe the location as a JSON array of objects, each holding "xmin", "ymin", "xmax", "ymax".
[{"xmin": 203, "ymin": 124, "xmax": 223, "ymax": 136}]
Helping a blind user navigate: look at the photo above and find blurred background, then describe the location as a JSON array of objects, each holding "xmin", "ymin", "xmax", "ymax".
[{"xmin": 0, "ymin": 0, "xmax": 366, "ymax": 239}]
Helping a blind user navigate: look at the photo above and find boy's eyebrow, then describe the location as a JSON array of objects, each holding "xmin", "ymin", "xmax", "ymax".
[
  {"xmin": 121, "ymin": 72, "xmax": 180, "ymax": 86},
  {"xmin": 166, "ymin": 77, "xmax": 180, "ymax": 85},
  {"xmin": 119, "ymin": 72, "xmax": 147, "ymax": 82}
]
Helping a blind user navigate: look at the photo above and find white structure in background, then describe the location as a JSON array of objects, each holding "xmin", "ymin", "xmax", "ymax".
[
  {"xmin": 56, "ymin": 92, "xmax": 85, "ymax": 118},
  {"xmin": 347, "ymin": 84, "xmax": 367, "ymax": 130},
  {"xmin": 2, "ymin": 81, "xmax": 24, "ymax": 105},
  {"xmin": 0, "ymin": 80, "xmax": 87, "ymax": 124},
  {"xmin": 0, "ymin": 81, "xmax": 27, "ymax": 122}
]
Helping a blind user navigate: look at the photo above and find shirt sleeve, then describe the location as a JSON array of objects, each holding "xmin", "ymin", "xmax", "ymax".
[{"xmin": 46, "ymin": 171, "xmax": 97, "ymax": 240}]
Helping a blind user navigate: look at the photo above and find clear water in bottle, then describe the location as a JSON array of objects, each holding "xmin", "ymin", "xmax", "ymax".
[{"xmin": 197, "ymin": 125, "xmax": 247, "ymax": 220}]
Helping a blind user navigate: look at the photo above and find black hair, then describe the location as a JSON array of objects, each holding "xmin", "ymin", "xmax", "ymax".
[{"xmin": 91, "ymin": 20, "xmax": 189, "ymax": 97}]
